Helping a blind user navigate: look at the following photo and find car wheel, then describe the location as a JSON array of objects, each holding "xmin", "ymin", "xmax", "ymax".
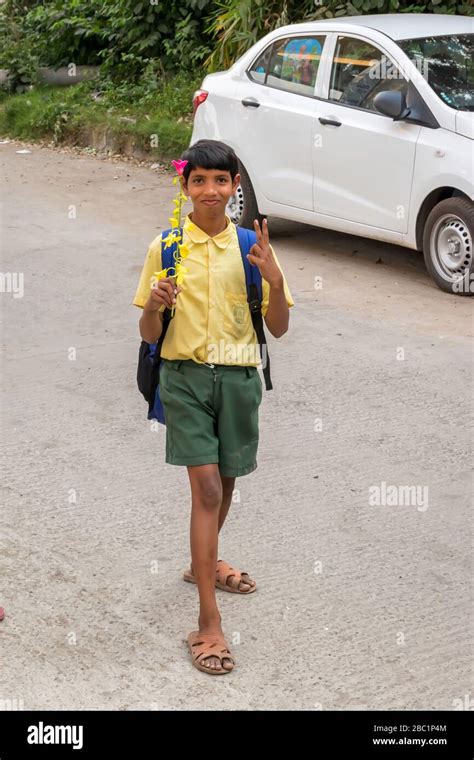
[
  {"xmin": 423, "ymin": 197, "xmax": 473, "ymax": 295},
  {"xmin": 226, "ymin": 161, "xmax": 265, "ymax": 229}
]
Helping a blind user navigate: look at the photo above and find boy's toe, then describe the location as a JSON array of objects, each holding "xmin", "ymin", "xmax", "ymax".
[
  {"xmin": 240, "ymin": 573, "xmax": 255, "ymax": 589},
  {"xmin": 227, "ymin": 575, "xmax": 248, "ymax": 591},
  {"xmin": 206, "ymin": 656, "xmax": 221, "ymax": 671}
]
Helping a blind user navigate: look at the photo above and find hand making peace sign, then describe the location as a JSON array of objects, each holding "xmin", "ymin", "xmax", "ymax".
[{"xmin": 246, "ymin": 218, "xmax": 284, "ymax": 289}]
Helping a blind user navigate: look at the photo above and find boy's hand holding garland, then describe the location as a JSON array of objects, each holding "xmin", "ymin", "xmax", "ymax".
[{"xmin": 145, "ymin": 276, "xmax": 182, "ymax": 312}]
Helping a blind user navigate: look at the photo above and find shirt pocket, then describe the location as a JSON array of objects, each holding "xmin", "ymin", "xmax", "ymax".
[{"xmin": 223, "ymin": 292, "xmax": 251, "ymax": 340}]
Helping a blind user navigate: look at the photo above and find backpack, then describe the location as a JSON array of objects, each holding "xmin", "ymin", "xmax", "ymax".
[{"xmin": 136, "ymin": 225, "xmax": 273, "ymax": 424}]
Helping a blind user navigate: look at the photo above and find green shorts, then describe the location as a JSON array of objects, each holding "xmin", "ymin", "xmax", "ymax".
[{"xmin": 158, "ymin": 359, "xmax": 263, "ymax": 478}]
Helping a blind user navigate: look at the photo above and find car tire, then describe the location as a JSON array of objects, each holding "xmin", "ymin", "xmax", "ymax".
[
  {"xmin": 226, "ymin": 160, "xmax": 265, "ymax": 230},
  {"xmin": 423, "ymin": 197, "xmax": 473, "ymax": 295}
]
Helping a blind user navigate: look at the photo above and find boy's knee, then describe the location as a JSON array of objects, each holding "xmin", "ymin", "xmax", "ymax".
[{"xmin": 193, "ymin": 476, "xmax": 222, "ymax": 511}]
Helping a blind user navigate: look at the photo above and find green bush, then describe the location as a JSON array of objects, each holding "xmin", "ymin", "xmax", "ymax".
[
  {"xmin": 0, "ymin": 0, "xmax": 212, "ymax": 78},
  {"xmin": 0, "ymin": 1, "xmax": 42, "ymax": 92},
  {"xmin": 0, "ymin": 75, "xmax": 195, "ymax": 159},
  {"xmin": 1, "ymin": 0, "xmax": 472, "ymax": 85}
]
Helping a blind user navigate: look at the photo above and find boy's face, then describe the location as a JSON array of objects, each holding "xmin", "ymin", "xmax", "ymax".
[{"xmin": 181, "ymin": 166, "xmax": 240, "ymax": 214}]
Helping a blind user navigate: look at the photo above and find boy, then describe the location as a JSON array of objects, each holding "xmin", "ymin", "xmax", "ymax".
[{"xmin": 133, "ymin": 139, "xmax": 294, "ymax": 674}]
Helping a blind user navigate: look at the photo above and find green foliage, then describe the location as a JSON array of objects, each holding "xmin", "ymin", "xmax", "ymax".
[
  {"xmin": 162, "ymin": 13, "xmax": 212, "ymax": 71},
  {"xmin": 1, "ymin": 0, "xmax": 212, "ymax": 78},
  {"xmin": 203, "ymin": 0, "xmax": 473, "ymax": 71},
  {"xmin": 0, "ymin": 74, "xmax": 196, "ymax": 159},
  {"xmin": 1, "ymin": 0, "xmax": 471, "ymax": 85},
  {"xmin": 0, "ymin": 1, "xmax": 42, "ymax": 92}
]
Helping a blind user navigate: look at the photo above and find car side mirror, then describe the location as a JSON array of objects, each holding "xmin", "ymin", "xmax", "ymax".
[{"xmin": 373, "ymin": 90, "xmax": 411, "ymax": 120}]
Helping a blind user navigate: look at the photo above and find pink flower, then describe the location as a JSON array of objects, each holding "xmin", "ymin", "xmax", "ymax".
[{"xmin": 171, "ymin": 159, "xmax": 188, "ymax": 175}]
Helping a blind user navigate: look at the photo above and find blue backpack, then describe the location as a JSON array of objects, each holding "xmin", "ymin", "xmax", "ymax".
[{"xmin": 136, "ymin": 225, "xmax": 273, "ymax": 424}]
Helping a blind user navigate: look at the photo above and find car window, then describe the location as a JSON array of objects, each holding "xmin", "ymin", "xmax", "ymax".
[
  {"xmin": 248, "ymin": 44, "xmax": 273, "ymax": 84},
  {"xmin": 251, "ymin": 36, "xmax": 324, "ymax": 96},
  {"xmin": 329, "ymin": 36, "xmax": 407, "ymax": 111},
  {"xmin": 398, "ymin": 34, "xmax": 473, "ymax": 112}
]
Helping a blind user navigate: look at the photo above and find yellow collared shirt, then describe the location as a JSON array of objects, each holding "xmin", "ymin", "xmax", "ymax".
[{"xmin": 132, "ymin": 213, "xmax": 294, "ymax": 366}]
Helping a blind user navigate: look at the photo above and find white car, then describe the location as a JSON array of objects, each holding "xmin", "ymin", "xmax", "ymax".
[{"xmin": 191, "ymin": 13, "xmax": 474, "ymax": 295}]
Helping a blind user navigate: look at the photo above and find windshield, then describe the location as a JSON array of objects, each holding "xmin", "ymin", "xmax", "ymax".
[{"xmin": 398, "ymin": 34, "xmax": 473, "ymax": 112}]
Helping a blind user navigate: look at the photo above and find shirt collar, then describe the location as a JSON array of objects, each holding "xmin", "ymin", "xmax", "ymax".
[{"xmin": 183, "ymin": 213, "xmax": 234, "ymax": 250}]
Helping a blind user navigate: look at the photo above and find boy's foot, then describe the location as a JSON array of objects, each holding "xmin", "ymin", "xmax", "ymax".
[
  {"xmin": 187, "ymin": 629, "xmax": 235, "ymax": 674},
  {"xmin": 183, "ymin": 559, "xmax": 257, "ymax": 594}
]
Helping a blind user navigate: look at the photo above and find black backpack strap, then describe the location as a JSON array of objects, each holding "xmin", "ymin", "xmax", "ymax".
[
  {"xmin": 248, "ymin": 282, "xmax": 272, "ymax": 390},
  {"xmin": 236, "ymin": 226, "xmax": 273, "ymax": 390}
]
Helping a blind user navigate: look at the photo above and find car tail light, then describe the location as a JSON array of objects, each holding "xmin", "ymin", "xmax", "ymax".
[{"xmin": 193, "ymin": 89, "xmax": 208, "ymax": 117}]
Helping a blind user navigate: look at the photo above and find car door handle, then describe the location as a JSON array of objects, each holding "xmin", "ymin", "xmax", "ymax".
[
  {"xmin": 242, "ymin": 98, "xmax": 260, "ymax": 108},
  {"xmin": 319, "ymin": 116, "xmax": 341, "ymax": 126}
]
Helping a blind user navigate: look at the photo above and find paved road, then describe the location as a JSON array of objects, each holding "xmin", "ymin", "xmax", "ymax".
[{"xmin": 1, "ymin": 141, "xmax": 472, "ymax": 710}]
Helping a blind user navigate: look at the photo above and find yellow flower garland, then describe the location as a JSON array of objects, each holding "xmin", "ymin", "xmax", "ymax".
[{"xmin": 153, "ymin": 161, "xmax": 189, "ymax": 317}]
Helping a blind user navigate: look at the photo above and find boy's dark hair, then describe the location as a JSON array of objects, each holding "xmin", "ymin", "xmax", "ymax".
[{"xmin": 181, "ymin": 139, "xmax": 239, "ymax": 183}]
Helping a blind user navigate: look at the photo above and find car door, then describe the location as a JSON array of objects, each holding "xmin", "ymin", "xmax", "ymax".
[
  {"xmin": 236, "ymin": 34, "xmax": 328, "ymax": 211},
  {"xmin": 313, "ymin": 33, "xmax": 421, "ymax": 233}
]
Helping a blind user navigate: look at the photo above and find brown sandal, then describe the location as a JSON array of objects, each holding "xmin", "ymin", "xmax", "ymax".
[
  {"xmin": 183, "ymin": 559, "xmax": 257, "ymax": 594},
  {"xmin": 187, "ymin": 631, "xmax": 235, "ymax": 675}
]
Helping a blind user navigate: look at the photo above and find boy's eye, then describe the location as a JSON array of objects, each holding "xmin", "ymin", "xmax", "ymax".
[{"xmin": 192, "ymin": 177, "xmax": 229, "ymax": 184}]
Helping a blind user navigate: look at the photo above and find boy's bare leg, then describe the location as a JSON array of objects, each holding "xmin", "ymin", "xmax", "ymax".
[
  {"xmin": 189, "ymin": 471, "xmax": 255, "ymax": 591},
  {"xmin": 187, "ymin": 463, "xmax": 233, "ymax": 671},
  {"xmin": 217, "ymin": 473, "xmax": 236, "ymax": 532}
]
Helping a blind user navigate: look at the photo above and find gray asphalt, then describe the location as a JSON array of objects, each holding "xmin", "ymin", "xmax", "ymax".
[{"xmin": 1, "ymin": 141, "xmax": 472, "ymax": 710}]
